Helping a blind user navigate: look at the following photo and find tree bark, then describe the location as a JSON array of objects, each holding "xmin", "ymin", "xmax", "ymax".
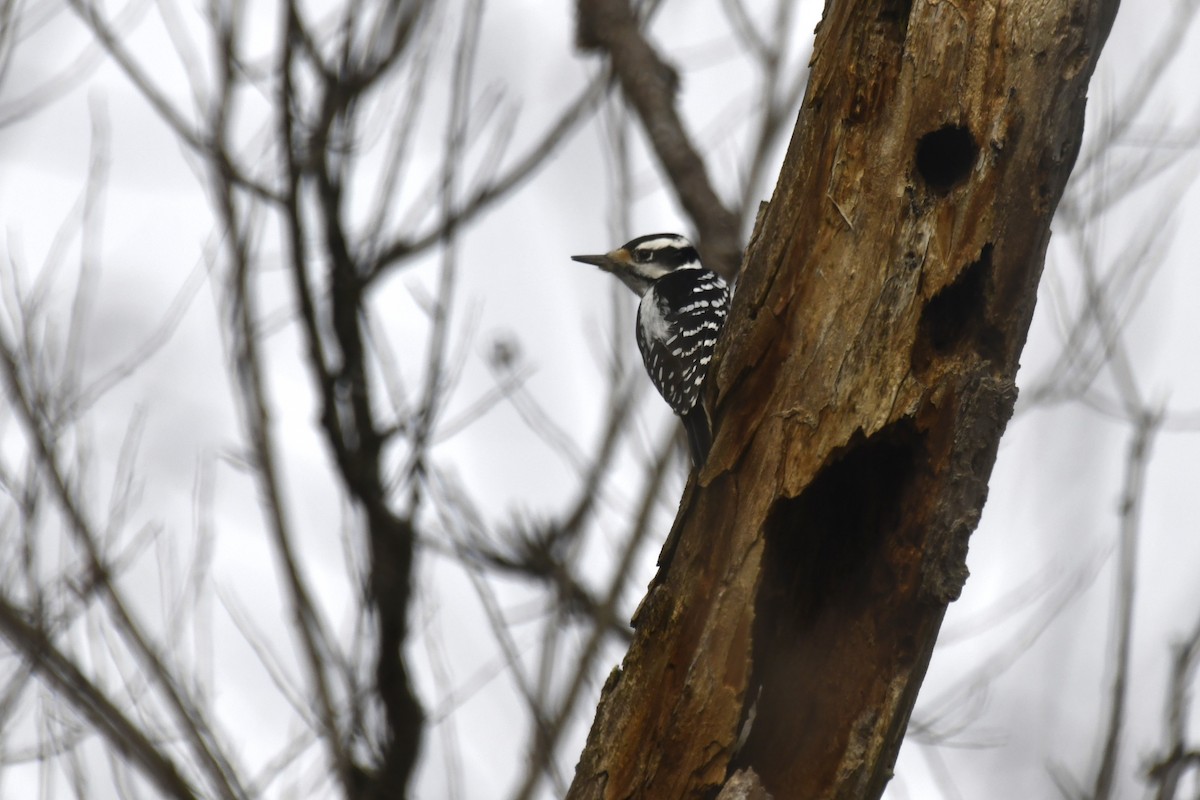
[{"xmin": 567, "ymin": 0, "xmax": 1119, "ymax": 798}]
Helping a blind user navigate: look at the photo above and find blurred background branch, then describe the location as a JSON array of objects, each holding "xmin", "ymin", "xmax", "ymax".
[{"xmin": 0, "ymin": 0, "xmax": 1196, "ymax": 798}]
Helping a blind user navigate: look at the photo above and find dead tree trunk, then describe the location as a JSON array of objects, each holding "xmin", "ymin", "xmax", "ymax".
[{"xmin": 568, "ymin": 0, "xmax": 1119, "ymax": 797}]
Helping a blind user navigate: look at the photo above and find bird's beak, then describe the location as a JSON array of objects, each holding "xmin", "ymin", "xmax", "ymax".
[
  {"xmin": 571, "ymin": 249, "xmax": 630, "ymax": 273},
  {"xmin": 571, "ymin": 253, "xmax": 610, "ymax": 268}
]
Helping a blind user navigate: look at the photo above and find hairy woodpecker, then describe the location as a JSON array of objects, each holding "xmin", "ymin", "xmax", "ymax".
[{"xmin": 572, "ymin": 233, "xmax": 729, "ymax": 464}]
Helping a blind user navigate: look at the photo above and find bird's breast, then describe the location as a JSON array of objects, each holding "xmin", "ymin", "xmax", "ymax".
[{"xmin": 637, "ymin": 290, "xmax": 673, "ymax": 343}]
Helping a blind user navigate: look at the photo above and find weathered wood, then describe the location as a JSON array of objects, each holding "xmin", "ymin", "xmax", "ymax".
[{"xmin": 567, "ymin": 0, "xmax": 1119, "ymax": 798}]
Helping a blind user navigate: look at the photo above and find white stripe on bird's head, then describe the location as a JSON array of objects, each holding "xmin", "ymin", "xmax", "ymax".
[{"xmin": 622, "ymin": 233, "xmax": 700, "ymax": 271}]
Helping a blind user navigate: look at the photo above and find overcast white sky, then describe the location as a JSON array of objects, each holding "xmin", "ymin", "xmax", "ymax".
[{"xmin": 2, "ymin": 1, "xmax": 1199, "ymax": 798}]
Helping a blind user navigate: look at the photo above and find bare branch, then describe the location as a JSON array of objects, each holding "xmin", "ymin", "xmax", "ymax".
[
  {"xmin": 0, "ymin": 594, "xmax": 197, "ymax": 800},
  {"xmin": 1145, "ymin": 608, "xmax": 1200, "ymax": 800},
  {"xmin": 1091, "ymin": 410, "xmax": 1163, "ymax": 800},
  {"xmin": 575, "ymin": 0, "xmax": 742, "ymax": 279},
  {"xmin": 0, "ymin": 329, "xmax": 248, "ymax": 800},
  {"xmin": 65, "ymin": 0, "xmax": 282, "ymax": 203},
  {"xmin": 209, "ymin": 7, "xmax": 350, "ymax": 789},
  {"xmin": 512, "ymin": 424, "xmax": 677, "ymax": 800},
  {"xmin": 367, "ymin": 70, "xmax": 610, "ymax": 281}
]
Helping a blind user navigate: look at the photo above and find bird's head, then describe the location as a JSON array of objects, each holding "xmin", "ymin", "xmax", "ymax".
[{"xmin": 571, "ymin": 233, "xmax": 700, "ymax": 297}]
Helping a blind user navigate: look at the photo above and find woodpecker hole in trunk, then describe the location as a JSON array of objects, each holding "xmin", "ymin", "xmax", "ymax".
[
  {"xmin": 911, "ymin": 244, "xmax": 1003, "ymax": 375},
  {"xmin": 736, "ymin": 420, "xmax": 926, "ymax": 794},
  {"xmin": 878, "ymin": 0, "xmax": 914, "ymax": 40},
  {"xmin": 915, "ymin": 125, "xmax": 978, "ymax": 192}
]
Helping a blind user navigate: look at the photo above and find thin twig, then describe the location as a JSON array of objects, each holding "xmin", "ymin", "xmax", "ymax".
[
  {"xmin": 511, "ymin": 424, "xmax": 677, "ymax": 800},
  {"xmin": 1092, "ymin": 409, "xmax": 1162, "ymax": 800},
  {"xmin": 0, "ymin": 594, "xmax": 197, "ymax": 800},
  {"xmin": 1146, "ymin": 609, "xmax": 1200, "ymax": 799}
]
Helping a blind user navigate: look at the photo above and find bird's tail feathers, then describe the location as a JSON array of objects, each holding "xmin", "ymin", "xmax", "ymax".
[{"xmin": 682, "ymin": 405, "xmax": 712, "ymax": 467}]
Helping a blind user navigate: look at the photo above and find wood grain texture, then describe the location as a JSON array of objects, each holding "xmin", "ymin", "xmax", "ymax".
[{"xmin": 567, "ymin": 0, "xmax": 1119, "ymax": 798}]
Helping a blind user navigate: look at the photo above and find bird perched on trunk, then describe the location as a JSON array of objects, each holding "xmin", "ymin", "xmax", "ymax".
[{"xmin": 572, "ymin": 234, "xmax": 730, "ymax": 465}]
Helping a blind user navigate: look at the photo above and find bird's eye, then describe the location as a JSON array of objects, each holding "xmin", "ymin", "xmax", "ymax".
[{"xmin": 634, "ymin": 249, "xmax": 652, "ymax": 263}]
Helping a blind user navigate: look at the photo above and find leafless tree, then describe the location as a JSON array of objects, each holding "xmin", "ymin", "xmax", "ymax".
[{"xmin": 1, "ymin": 0, "xmax": 1198, "ymax": 798}]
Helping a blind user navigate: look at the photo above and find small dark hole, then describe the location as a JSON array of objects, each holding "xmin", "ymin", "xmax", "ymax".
[{"xmin": 916, "ymin": 125, "xmax": 978, "ymax": 192}]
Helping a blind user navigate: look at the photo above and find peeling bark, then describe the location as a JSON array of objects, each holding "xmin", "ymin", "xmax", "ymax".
[{"xmin": 567, "ymin": 0, "xmax": 1119, "ymax": 798}]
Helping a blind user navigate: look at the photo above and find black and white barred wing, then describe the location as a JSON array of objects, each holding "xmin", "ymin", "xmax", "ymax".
[{"xmin": 633, "ymin": 268, "xmax": 729, "ymax": 417}]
